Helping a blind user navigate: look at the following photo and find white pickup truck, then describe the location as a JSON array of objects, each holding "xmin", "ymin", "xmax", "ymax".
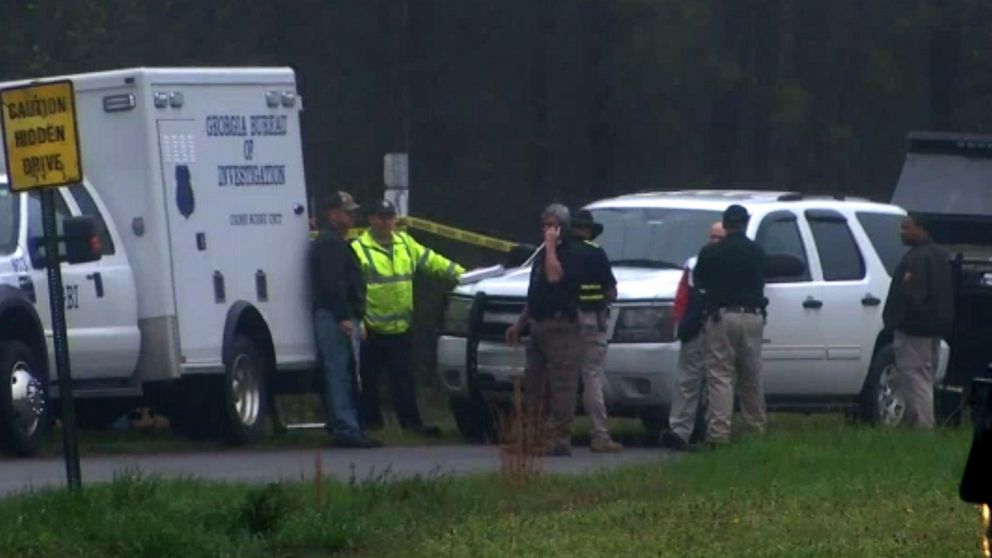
[
  {"xmin": 437, "ymin": 190, "xmax": 950, "ymax": 439},
  {"xmin": 0, "ymin": 68, "xmax": 316, "ymax": 456}
]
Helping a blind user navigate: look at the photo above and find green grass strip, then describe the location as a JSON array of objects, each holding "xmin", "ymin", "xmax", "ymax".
[{"xmin": 1, "ymin": 421, "xmax": 979, "ymax": 558}]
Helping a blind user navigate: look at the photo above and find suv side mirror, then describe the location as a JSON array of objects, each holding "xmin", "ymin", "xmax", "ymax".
[
  {"xmin": 764, "ymin": 253, "xmax": 805, "ymax": 280},
  {"xmin": 29, "ymin": 216, "xmax": 103, "ymax": 268}
]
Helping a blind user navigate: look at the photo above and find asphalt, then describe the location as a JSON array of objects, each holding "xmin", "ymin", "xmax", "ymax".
[{"xmin": 0, "ymin": 445, "xmax": 676, "ymax": 496}]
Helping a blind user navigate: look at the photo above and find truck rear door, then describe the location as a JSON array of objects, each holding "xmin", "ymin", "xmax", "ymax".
[{"xmin": 155, "ymin": 83, "xmax": 313, "ymax": 369}]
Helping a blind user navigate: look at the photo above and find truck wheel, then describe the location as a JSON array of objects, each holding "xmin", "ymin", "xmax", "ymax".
[
  {"xmin": 860, "ymin": 344, "xmax": 905, "ymax": 426},
  {"xmin": 222, "ymin": 335, "xmax": 269, "ymax": 445},
  {"xmin": 0, "ymin": 340, "xmax": 48, "ymax": 457},
  {"xmin": 450, "ymin": 397, "xmax": 498, "ymax": 442}
]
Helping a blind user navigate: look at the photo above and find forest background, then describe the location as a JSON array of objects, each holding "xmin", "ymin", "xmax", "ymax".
[{"xmin": 3, "ymin": 0, "xmax": 986, "ymax": 241}]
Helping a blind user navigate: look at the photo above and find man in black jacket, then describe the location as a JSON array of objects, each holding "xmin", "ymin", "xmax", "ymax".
[
  {"xmin": 506, "ymin": 204, "xmax": 583, "ymax": 457},
  {"xmin": 694, "ymin": 205, "xmax": 767, "ymax": 444},
  {"xmin": 882, "ymin": 213, "xmax": 954, "ymax": 429},
  {"xmin": 311, "ymin": 192, "xmax": 381, "ymax": 448}
]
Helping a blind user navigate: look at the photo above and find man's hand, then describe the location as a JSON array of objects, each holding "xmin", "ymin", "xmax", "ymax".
[
  {"xmin": 506, "ymin": 323, "xmax": 521, "ymax": 346},
  {"xmin": 360, "ymin": 322, "xmax": 367, "ymax": 341},
  {"xmin": 543, "ymin": 224, "xmax": 561, "ymax": 247},
  {"xmin": 339, "ymin": 320, "xmax": 355, "ymax": 338}
]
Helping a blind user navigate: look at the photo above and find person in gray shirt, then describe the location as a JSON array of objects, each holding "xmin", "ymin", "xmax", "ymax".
[{"xmin": 882, "ymin": 213, "xmax": 954, "ymax": 429}]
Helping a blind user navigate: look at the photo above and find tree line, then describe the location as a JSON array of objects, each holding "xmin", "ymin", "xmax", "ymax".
[{"xmin": 2, "ymin": 0, "xmax": 988, "ymax": 242}]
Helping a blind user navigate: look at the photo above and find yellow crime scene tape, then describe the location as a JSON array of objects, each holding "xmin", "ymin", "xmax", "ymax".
[
  {"xmin": 402, "ymin": 216, "xmax": 516, "ymax": 253},
  {"xmin": 311, "ymin": 216, "xmax": 518, "ymax": 253}
]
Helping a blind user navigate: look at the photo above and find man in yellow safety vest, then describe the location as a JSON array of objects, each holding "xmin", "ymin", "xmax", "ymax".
[{"xmin": 351, "ymin": 200, "xmax": 465, "ymax": 435}]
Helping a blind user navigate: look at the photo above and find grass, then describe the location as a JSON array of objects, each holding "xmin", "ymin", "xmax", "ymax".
[
  {"xmin": 43, "ymin": 394, "xmax": 655, "ymax": 457},
  {"xmin": 40, "ymin": 395, "xmax": 470, "ymax": 457},
  {"xmin": 4, "ymin": 415, "xmax": 982, "ymax": 558}
]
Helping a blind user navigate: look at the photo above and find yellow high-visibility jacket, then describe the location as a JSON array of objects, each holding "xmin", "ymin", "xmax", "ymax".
[{"xmin": 351, "ymin": 230, "xmax": 464, "ymax": 334}]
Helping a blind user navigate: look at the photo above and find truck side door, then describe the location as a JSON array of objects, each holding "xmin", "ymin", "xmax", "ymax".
[{"xmin": 27, "ymin": 187, "xmax": 140, "ymax": 380}]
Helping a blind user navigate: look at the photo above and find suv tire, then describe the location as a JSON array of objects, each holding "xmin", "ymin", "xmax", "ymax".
[
  {"xmin": 860, "ymin": 344, "xmax": 905, "ymax": 426},
  {"xmin": 640, "ymin": 408, "xmax": 670, "ymax": 437},
  {"xmin": 450, "ymin": 396, "xmax": 498, "ymax": 442}
]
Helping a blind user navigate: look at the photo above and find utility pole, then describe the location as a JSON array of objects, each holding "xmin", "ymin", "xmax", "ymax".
[{"xmin": 377, "ymin": 0, "xmax": 411, "ymax": 210}]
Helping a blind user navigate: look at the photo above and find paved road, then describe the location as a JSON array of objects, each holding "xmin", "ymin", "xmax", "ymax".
[{"xmin": 0, "ymin": 445, "xmax": 675, "ymax": 496}]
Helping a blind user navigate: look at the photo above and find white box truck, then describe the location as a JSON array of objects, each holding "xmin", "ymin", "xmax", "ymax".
[{"xmin": 0, "ymin": 67, "xmax": 316, "ymax": 456}]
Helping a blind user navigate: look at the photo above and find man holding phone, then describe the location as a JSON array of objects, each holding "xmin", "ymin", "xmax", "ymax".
[{"xmin": 506, "ymin": 204, "xmax": 583, "ymax": 456}]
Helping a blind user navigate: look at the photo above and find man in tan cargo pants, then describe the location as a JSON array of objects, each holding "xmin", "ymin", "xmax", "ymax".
[
  {"xmin": 660, "ymin": 221, "xmax": 725, "ymax": 451},
  {"xmin": 507, "ymin": 204, "xmax": 583, "ymax": 456},
  {"xmin": 571, "ymin": 210, "xmax": 623, "ymax": 453},
  {"xmin": 693, "ymin": 205, "xmax": 767, "ymax": 444}
]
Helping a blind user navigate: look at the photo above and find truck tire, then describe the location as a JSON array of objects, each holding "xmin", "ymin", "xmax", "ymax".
[
  {"xmin": 860, "ymin": 344, "xmax": 905, "ymax": 426},
  {"xmin": 221, "ymin": 335, "xmax": 269, "ymax": 445},
  {"xmin": 0, "ymin": 340, "xmax": 48, "ymax": 457}
]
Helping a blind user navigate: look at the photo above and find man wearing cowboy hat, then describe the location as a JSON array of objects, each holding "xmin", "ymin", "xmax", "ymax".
[{"xmin": 571, "ymin": 209, "xmax": 623, "ymax": 452}]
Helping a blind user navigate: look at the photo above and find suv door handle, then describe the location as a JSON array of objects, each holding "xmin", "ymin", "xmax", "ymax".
[
  {"xmin": 861, "ymin": 294, "xmax": 881, "ymax": 307},
  {"xmin": 802, "ymin": 297, "xmax": 823, "ymax": 309},
  {"xmin": 86, "ymin": 272, "xmax": 104, "ymax": 298}
]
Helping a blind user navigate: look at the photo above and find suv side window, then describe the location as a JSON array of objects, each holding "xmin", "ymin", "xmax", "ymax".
[
  {"xmin": 69, "ymin": 185, "xmax": 116, "ymax": 255},
  {"xmin": 856, "ymin": 212, "xmax": 905, "ymax": 276},
  {"xmin": 806, "ymin": 209, "xmax": 866, "ymax": 281},
  {"xmin": 755, "ymin": 211, "xmax": 811, "ymax": 283}
]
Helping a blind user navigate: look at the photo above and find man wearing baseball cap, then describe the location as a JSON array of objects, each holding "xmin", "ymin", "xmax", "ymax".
[
  {"xmin": 693, "ymin": 204, "xmax": 767, "ymax": 445},
  {"xmin": 311, "ymin": 191, "xmax": 380, "ymax": 448},
  {"xmin": 351, "ymin": 199, "xmax": 465, "ymax": 436}
]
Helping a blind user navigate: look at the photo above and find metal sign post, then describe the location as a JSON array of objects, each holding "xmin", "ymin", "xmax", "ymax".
[
  {"xmin": 41, "ymin": 188, "xmax": 81, "ymax": 489},
  {"xmin": 383, "ymin": 152, "xmax": 409, "ymax": 217},
  {"xmin": 1, "ymin": 80, "xmax": 84, "ymax": 490}
]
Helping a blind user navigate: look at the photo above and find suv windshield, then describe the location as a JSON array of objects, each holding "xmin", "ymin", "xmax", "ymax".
[
  {"xmin": 590, "ymin": 207, "xmax": 723, "ymax": 268},
  {"xmin": 0, "ymin": 183, "xmax": 19, "ymax": 255}
]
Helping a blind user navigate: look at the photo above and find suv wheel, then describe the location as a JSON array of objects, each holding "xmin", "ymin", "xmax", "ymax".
[
  {"xmin": 860, "ymin": 344, "xmax": 905, "ymax": 426},
  {"xmin": 640, "ymin": 408, "xmax": 670, "ymax": 437},
  {"xmin": 450, "ymin": 396, "xmax": 498, "ymax": 442}
]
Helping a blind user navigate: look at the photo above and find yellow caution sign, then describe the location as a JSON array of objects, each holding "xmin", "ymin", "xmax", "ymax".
[
  {"xmin": 0, "ymin": 80, "xmax": 83, "ymax": 191},
  {"xmin": 315, "ymin": 216, "xmax": 518, "ymax": 253}
]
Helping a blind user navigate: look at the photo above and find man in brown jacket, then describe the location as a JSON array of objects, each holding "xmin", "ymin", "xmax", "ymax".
[{"xmin": 882, "ymin": 213, "xmax": 954, "ymax": 429}]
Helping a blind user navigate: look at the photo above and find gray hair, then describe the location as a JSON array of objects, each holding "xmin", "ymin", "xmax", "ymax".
[{"xmin": 541, "ymin": 203, "xmax": 571, "ymax": 226}]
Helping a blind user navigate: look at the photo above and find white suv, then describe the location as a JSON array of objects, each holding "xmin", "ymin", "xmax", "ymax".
[{"xmin": 436, "ymin": 190, "xmax": 949, "ymax": 438}]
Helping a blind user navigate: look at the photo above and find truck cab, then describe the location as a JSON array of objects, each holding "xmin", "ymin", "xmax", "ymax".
[
  {"xmin": 0, "ymin": 174, "xmax": 141, "ymax": 454},
  {"xmin": 438, "ymin": 190, "xmax": 950, "ymax": 439}
]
